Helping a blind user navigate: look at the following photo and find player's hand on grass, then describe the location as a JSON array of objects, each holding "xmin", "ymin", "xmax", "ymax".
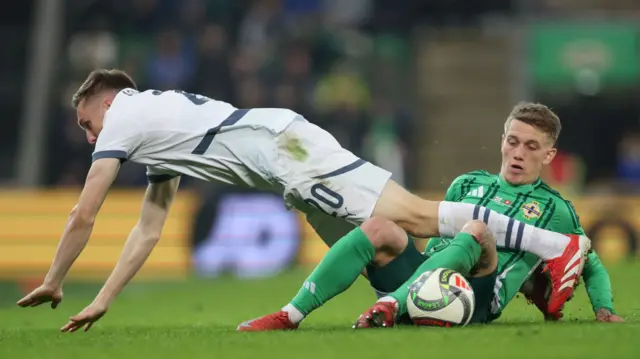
[
  {"xmin": 596, "ymin": 308, "xmax": 624, "ymax": 323},
  {"xmin": 61, "ymin": 302, "xmax": 108, "ymax": 332},
  {"xmin": 16, "ymin": 284, "xmax": 63, "ymax": 309}
]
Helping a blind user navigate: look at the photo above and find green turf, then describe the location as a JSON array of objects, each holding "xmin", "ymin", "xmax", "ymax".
[{"xmin": 0, "ymin": 263, "xmax": 638, "ymax": 359}]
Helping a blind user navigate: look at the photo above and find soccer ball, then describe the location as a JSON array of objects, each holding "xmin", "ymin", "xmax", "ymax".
[{"xmin": 406, "ymin": 268, "xmax": 475, "ymax": 327}]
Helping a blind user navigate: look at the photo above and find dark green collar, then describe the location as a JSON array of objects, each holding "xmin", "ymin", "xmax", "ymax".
[{"xmin": 497, "ymin": 174, "xmax": 541, "ymax": 193}]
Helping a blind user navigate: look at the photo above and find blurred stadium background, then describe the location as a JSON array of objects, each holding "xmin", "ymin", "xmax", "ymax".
[{"xmin": 0, "ymin": 0, "xmax": 639, "ymax": 297}]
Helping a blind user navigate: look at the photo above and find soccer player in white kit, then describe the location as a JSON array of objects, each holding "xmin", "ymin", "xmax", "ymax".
[{"xmin": 17, "ymin": 69, "xmax": 589, "ymax": 332}]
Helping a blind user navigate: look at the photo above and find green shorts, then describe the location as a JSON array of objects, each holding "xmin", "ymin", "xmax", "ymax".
[{"xmin": 366, "ymin": 239, "xmax": 497, "ymax": 325}]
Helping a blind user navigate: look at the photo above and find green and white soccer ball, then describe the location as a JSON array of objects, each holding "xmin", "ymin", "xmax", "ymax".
[{"xmin": 407, "ymin": 268, "xmax": 475, "ymax": 327}]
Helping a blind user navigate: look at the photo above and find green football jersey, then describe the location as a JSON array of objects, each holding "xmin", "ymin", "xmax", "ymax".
[{"xmin": 426, "ymin": 171, "xmax": 584, "ymax": 318}]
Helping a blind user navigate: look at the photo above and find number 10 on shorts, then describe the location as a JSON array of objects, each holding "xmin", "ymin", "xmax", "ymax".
[{"xmin": 303, "ymin": 183, "xmax": 348, "ymax": 218}]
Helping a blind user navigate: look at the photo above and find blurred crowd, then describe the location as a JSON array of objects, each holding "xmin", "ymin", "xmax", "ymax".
[
  {"xmin": 3, "ymin": 0, "xmax": 640, "ymax": 193},
  {"xmin": 46, "ymin": 0, "xmax": 421, "ymax": 188}
]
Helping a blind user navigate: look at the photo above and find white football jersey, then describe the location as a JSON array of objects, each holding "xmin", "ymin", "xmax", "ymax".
[{"xmin": 92, "ymin": 88, "xmax": 298, "ymax": 185}]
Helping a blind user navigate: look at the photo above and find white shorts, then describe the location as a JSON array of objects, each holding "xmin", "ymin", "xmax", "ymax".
[
  {"xmin": 273, "ymin": 117, "xmax": 391, "ymax": 224},
  {"xmin": 214, "ymin": 114, "xmax": 391, "ymax": 246}
]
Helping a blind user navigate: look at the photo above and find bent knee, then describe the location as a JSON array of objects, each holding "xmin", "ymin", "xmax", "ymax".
[{"xmin": 360, "ymin": 217, "xmax": 407, "ymax": 254}]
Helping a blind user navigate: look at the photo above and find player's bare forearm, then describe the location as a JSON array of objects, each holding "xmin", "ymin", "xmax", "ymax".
[
  {"xmin": 93, "ymin": 177, "xmax": 179, "ymax": 307},
  {"xmin": 43, "ymin": 211, "xmax": 95, "ymax": 287},
  {"xmin": 44, "ymin": 158, "xmax": 121, "ymax": 287},
  {"xmin": 93, "ymin": 225, "xmax": 159, "ymax": 307}
]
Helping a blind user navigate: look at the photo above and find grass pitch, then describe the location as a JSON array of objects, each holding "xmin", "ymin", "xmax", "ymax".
[{"xmin": 0, "ymin": 263, "xmax": 638, "ymax": 359}]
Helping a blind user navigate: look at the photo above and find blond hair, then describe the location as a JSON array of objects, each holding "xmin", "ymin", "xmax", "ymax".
[{"xmin": 504, "ymin": 102, "xmax": 561, "ymax": 144}]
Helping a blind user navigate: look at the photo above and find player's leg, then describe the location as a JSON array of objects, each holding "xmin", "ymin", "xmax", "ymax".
[
  {"xmin": 237, "ymin": 217, "xmax": 410, "ymax": 331},
  {"xmin": 353, "ymin": 220, "xmax": 493, "ymax": 328},
  {"xmin": 464, "ymin": 228, "xmax": 499, "ymax": 324},
  {"xmin": 365, "ymin": 235, "xmax": 427, "ymax": 326},
  {"xmin": 273, "ymin": 118, "xmax": 587, "ymax": 315},
  {"xmin": 274, "ymin": 117, "xmax": 581, "ymax": 260},
  {"xmin": 376, "ymin": 181, "xmax": 584, "ymax": 260},
  {"xmin": 373, "ymin": 181, "xmax": 589, "ymax": 315}
]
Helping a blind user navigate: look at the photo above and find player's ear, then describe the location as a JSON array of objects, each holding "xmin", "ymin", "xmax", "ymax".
[
  {"xmin": 103, "ymin": 99, "xmax": 112, "ymax": 109},
  {"xmin": 543, "ymin": 147, "xmax": 557, "ymax": 165}
]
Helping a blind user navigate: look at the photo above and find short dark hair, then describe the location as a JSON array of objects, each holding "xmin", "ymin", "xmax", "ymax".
[
  {"xmin": 71, "ymin": 69, "xmax": 137, "ymax": 108},
  {"xmin": 504, "ymin": 102, "xmax": 561, "ymax": 144}
]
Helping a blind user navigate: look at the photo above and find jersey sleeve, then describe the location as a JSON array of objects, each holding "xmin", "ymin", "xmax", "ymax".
[
  {"xmin": 581, "ymin": 251, "xmax": 615, "ymax": 314},
  {"xmin": 543, "ymin": 197, "xmax": 615, "ymax": 313},
  {"xmin": 92, "ymin": 110, "xmax": 143, "ymax": 162},
  {"xmin": 443, "ymin": 174, "xmax": 471, "ymax": 202}
]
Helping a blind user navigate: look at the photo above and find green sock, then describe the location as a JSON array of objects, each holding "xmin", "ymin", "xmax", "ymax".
[
  {"xmin": 290, "ymin": 227, "xmax": 375, "ymax": 316},
  {"xmin": 389, "ymin": 233, "xmax": 482, "ymax": 316}
]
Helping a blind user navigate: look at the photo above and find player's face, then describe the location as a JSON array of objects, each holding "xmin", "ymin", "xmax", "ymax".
[
  {"xmin": 76, "ymin": 96, "xmax": 112, "ymax": 145},
  {"xmin": 500, "ymin": 119, "xmax": 556, "ymax": 185}
]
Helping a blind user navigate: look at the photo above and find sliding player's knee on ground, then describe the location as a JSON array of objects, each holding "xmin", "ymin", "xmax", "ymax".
[
  {"xmin": 460, "ymin": 220, "xmax": 498, "ymax": 277},
  {"xmin": 360, "ymin": 217, "xmax": 408, "ymax": 266},
  {"xmin": 371, "ymin": 180, "xmax": 439, "ymax": 238}
]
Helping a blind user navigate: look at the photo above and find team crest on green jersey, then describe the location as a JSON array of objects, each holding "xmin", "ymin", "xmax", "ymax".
[{"xmin": 521, "ymin": 201, "xmax": 542, "ymax": 219}]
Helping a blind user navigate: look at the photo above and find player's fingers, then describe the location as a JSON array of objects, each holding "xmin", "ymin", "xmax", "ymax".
[
  {"xmin": 69, "ymin": 314, "xmax": 87, "ymax": 322},
  {"xmin": 61, "ymin": 321, "xmax": 77, "ymax": 332},
  {"xmin": 16, "ymin": 297, "xmax": 29, "ymax": 306},
  {"xmin": 84, "ymin": 322, "xmax": 94, "ymax": 332},
  {"xmin": 69, "ymin": 324, "xmax": 82, "ymax": 333},
  {"xmin": 17, "ymin": 293, "xmax": 40, "ymax": 307},
  {"xmin": 30, "ymin": 300, "xmax": 45, "ymax": 307},
  {"xmin": 61, "ymin": 314, "xmax": 87, "ymax": 332},
  {"xmin": 70, "ymin": 319, "xmax": 92, "ymax": 333},
  {"xmin": 610, "ymin": 315, "xmax": 625, "ymax": 322},
  {"xmin": 16, "ymin": 298, "xmax": 32, "ymax": 307},
  {"xmin": 51, "ymin": 301, "xmax": 59, "ymax": 309}
]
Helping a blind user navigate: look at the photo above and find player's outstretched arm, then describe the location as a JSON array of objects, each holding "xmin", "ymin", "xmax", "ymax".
[
  {"xmin": 17, "ymin": 158, "xmax": 121, "ymax": 309},
  {"xmin": 61, "ymin": 177, "xmax": 180, "ymax": 332},
  {"xmin": 93, "ymin": 176, "xmax": 180, "ymax": 306},
  {"xmin": 582, "ymin": 251, "xmax": 624, "ymax": 322}
]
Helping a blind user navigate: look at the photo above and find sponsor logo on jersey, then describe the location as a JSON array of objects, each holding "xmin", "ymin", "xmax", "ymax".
[
  {"xmin": 521, "ymin": 201, "xmax": 542, "ymax": 219},
  {"xmin": 466, "ymin": 186, "xmax": 485, "ymax": 198}
]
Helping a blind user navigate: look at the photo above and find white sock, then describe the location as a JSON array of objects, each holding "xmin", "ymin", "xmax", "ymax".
[
  {"xmin": 378, "ymin": 296, "xmax": 399, "ymax": 305},
  {"xmin": 282, "ymin": 303, "xmax": 305, "ymax": 324},
  {"xmin": 438, "ymin": 201, "xmax": 570, "ymax": 260}
]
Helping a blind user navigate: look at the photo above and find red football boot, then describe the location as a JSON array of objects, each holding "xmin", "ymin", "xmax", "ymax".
[
  {"xmin": 522, "ymin": 267, "xmax": 562, "ymax": 321},
  {"xmin": 237, "ymin": 311, "xmax": 299, "ymax": 332},
  {"xmin": 543, "ymin": 234, "xmax": 590, "ymax": 316},
  {"xmin": 352, "ymin": 301, "xmax": 397, "ymax": 329}
]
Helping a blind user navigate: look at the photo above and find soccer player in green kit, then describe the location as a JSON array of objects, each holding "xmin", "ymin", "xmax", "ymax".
[{"xmin": 238, "ymin": 103, "xmax": 621, "ymax": 331}]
